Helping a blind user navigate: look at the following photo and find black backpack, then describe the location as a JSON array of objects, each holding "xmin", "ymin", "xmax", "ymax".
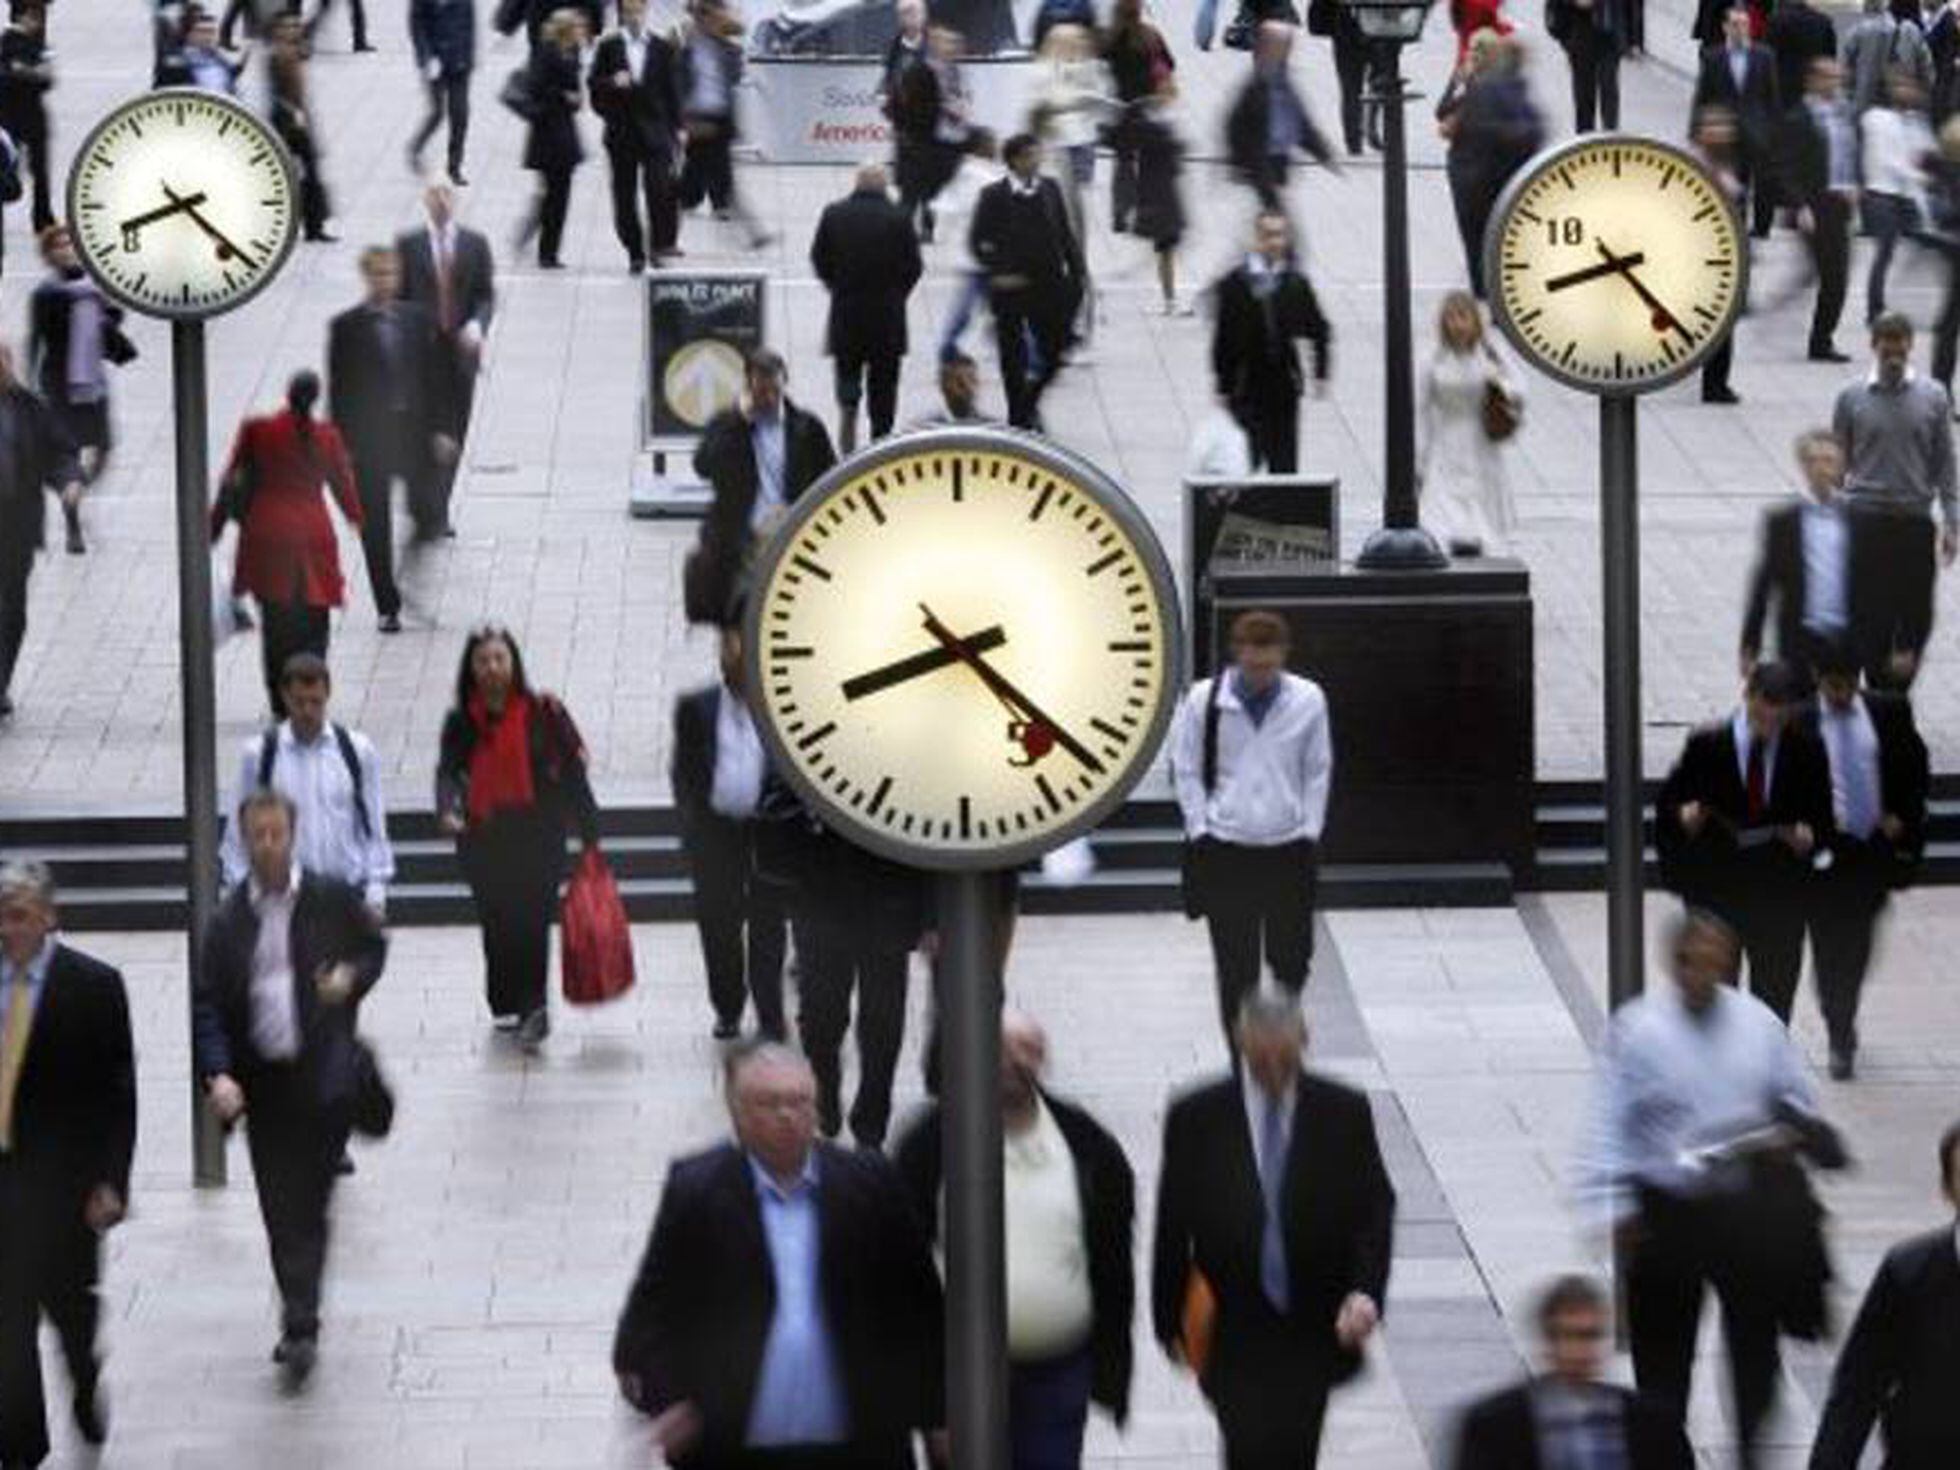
[{"xmin": 259, "ymin": 725, "xmax": 373, "ymax": 839}]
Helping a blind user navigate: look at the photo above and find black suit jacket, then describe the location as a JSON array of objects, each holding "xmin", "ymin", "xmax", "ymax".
[
  {"xmin": 588, "ymin": 30, "xmax": 682, "ymax": 159},
  {"xmin": 0, "ymin": 383, "xmax": 79, "ymax": 553},
  {"xmin": 810, "ymin": 187, "xmax": 924, "ymax": 363},
  {"xmin": 192, "ymin": 872, "xmax": 388, "ymax": 1108},
  {"xmin": 6, "ymin": 944, "xmax": 136, "ymax": 1209},
  {"xmin": 1768, "ymin": 1, "xmax": 1839, "ymax": 116},
  {"xmin": 1740, "ymin": 501, "xmax": 1859, "ymax": 665},
  {"xmin": 1212, "ymin": 264, "xmax": 1332, "ymax": 405},
  {"xmin": 1454, "ymin": 1381, "xmax": 1694, "ymax": 1470},
  {"xmin": 1800, "ymin": 690, "xmax": 1931, "ymax": 879},
  {"xmin": 892, "ymin": 1090, "xmax": 1136, "ymax": 1423},
  {"xmin": 1655, "ymin": 718, "xmax": 1835, "ymax": 901},
  {"xmin": 612, "ymin": 1140, "xmax": 945, "ymax": 1467},
  {"xmin": 1811, "ymin": 1225, "xmax": 1960, "ymax": 1468},
  {"xmin": 27, "ymin": 277, "xmax": 128, "ymax": 410},
  {"xmin": 969, "ymin": 174, "xmax": 1086, "ymax": 299},
  {"xmin": 327, "ymin": 300, "xmax": 440, "ymax": 466},
  {"xmin": 1151, "ymin": 1074, "xmax": 1395, "ymax": 1393},
  {"xmin": 1693, "ymin": 43, "xmax": 1782, "ymax": 147},
  {"xmin": 1224, "ymin": 72, "xmax": 1334, "ymax": 177},
  {"xmin": 670, "ymin": 683, "xmax": 727, "ymax": 839},
  {"xmin": 694, "ymin": 401, "xmax": 837, "ymax": 568},
  {"xmin": 394, "ymin": 223, "xmax": 497, "ymax": 338}
]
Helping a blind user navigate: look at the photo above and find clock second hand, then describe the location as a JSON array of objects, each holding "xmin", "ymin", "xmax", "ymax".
[
  {"xmin": 917, "ymin": 604, "xmax": 1105, "ymax": 776},
  {"xmin": 1594, "ymin": 239, "xmax": 1696, "ymax": 347}
]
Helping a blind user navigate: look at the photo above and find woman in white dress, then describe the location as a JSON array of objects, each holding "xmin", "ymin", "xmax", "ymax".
[{"xmin": 1417, "ymin": 290, "xmax": 1522, "ymax": 556}]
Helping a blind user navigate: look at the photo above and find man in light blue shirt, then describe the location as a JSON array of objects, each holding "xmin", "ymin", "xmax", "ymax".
[{"xmin": 745, "ymin": 1151, "xmax": 851, "ymax": 1447}]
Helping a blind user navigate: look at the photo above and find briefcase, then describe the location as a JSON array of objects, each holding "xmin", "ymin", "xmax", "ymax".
[{"xmin": 349, "ymin": 1038, "xmax": 395, "ymax": 1140}]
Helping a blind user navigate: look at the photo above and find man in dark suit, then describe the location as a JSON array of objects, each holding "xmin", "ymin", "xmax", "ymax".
[
  {"xmin": 970, "ymin": 133, "xmax": 1085, "ymax": 432},
  {"xmin": 1693, "ymin": 5, "xmax": 1782, "ymax": 234},
  {"xmin": 1224, "ymin": 22, "xmax": 1336, "ymax": 213},
  {"xmin": 690, "ymin": 348, "xmax": 836, "ymax": 625},
  {"xmin": 810, "ymin": 163, "xmax": 924, "ymax": 453},
  {"xmin": 0, "ymin": 337, "xmax": 81, "ymax": 721},
  {"xmin": 1803, "ymin": 643, "xmax": 1928, "ymax": 1079},
  {"xmin": 194, "ymin": 788, "xmax": 388, "ymax": 1388},
  {"xmin": 1655, "ymin": 659, "xmax": 1835, "ymax": 1023},
  {"xmin": 1152, "ymin": 991, "xmax": 1395, "ymax": 1468},
  {"xmin": 1740, "ymin": 430, "xmax": 1860, "ymax": 681},
  {"xmin": 1810, "ymin": 1120, "xmax": 1960, "ymax": 1467},
  {"xmin": 407, "ymin": 0, "xmax": 475, "ymax": 184},
  {"xmin": 0, "ymin": 6, "xmax": 55, "ymax": 235},
  {"xmin": 328, "ymin": 245, "xmax": 440, "ymax": 633},
  {"xmin": 394, "ymin": 183, "xmax": 495, "ymax": 540},
  {"xmin": 589, "ymin": 0, "xmax": 683, "ymax": 273},
  {"xmin": 1548, "ymin": 0, "xmax": 1630, "ymax": 131},
  {"xmin": 613, "ymin": 1041, "xmax": 945, "ymax": 1467},
  {"xmin": 671, "ymin": 623, "xmax": 787, "ymax": 1042},
  {"xmin": 0, "ymin": 863, "xmax": 134, "ymax": 1467},
  {"xmin": 1767, "ymin": 0, "xmax": 1838, "ymax": 127},
  {"xmin": 1211, "ymin": 211, "xmax": 1331, "ymax": 474},
  {"xmin": 1777, "ymin": 57, "xmax": 1857, "ymax": 362},
  {"xmin": 1455, "ymin": 1275, "xmax": 1692, "ymax": 1470}
]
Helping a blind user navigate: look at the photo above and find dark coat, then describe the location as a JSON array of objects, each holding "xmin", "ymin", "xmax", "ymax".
[
  {"xmin": 1150, "ymin": 1074, "xmax": 1396, "ymax": 1394},
  {"xmin": 670, "ymin": 683, "xmax": 732, "ymax": 839},
  {"xmin": 327, "ymin": 300, "xmax": 440, "ymax": 468},
  {"xmin": 588, "ymin": 29, "xmax": 682, "ymax": 159},
  {"xmin": 27, "ymin": 276, "xmax": 129, "ymax": 427},
  {"xmin": 752, "ymin": 774, "xmax": 928, "ymax": 951},
  {"xmin": 435, "ymin": 692, "xmax": 600, "ymax": 842},
  {"xmin": 523, "ymin": 45, "xmax": 585, "ymax": 174},
  {"xmin": 970, "ymin": 174, "xmax": 1086, "ymax": 298},
  {"xmin": 1767, "ymin": 0, "xmax": 1839, "ymax": 116},
  {"xmin": 1654, "ymin": 717, "xmax": 1835, "ymax": 903},
  {"xmin": 1224, "ymin": 71, "xmax": 1334, "ymax": 177},
  {"xmin": 0, "ymin": 382, "xmax": 79, "ymax": 554},
  {"xmin": 1798, "ymin": 690, "xmax": 1930, "ymax": 879},
  {"xmin": 1547, "ymin": 0, "xmax": 1628, "ymax": 52},
  {"xmin": 0, "ymin": 25, "xmax": 50, "ymax": 138},
  {"xmin": 409, "ymin": 0, "xmax": 475, "ymax": 76},
  {"xmin": 1693, "ymin": 42, "xmax": 1782, "ymax": 150},
  {"xmin": 1454, "ymin": 1381, "xmax": 1694, "ymax": 1470},
  {"xmin": 1445, "ymin": 72, "xmax": 1546, "ymax": 211},
  {"xmin": 612, "ymin": 1140, "xmax": 946, "ymax": 1468},
  {"xmin": 192, "ymin": 872, "xmax": 388, "ymax": 1108},
  {"xmin": 394, "ymin": 223, "xmax": 497, "ymax": 338},
  {"xmin": 810, "ymin": 186, "xmax": 924, "ymax": 362},
  {"xmin": 694, "ymin": 401, "xmax": 836, "ymax": 562},
  {"xmin": 1212, "ymin": 263, "xmax": 1331, "ymax": 406},
  {"xmin": 892, "ymin": 1091, "xmax": 1136, "ymax": 1423},
  {"xmin": 1809, "ymin": 1225, "xmax": 1960, "ymax": 1469},
  {"xmin": 1739, "ymin": 501, "xmax": 1856, "ymax": 666},
  {"xmin": 3, "ymin": 944, "xmax": 137, "ymax": 1210}
]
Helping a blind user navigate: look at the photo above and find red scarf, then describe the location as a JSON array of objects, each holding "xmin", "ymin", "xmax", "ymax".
[{"xmin": 465, "ymin": 692, "xmax": 536, "ymax": 824}]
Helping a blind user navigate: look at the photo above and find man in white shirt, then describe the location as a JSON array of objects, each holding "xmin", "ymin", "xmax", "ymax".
[{"xmin": 1171, "ymin": 609, "xmax": 1333, "ymax": 1044}]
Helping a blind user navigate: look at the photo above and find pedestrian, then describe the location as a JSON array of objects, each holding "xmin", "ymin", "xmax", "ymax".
[
  {"xmin": 407, "ymin": 0, "xmax": 475, "ymax": 185},
  {"xmin": 810, "ymin": 162, "xmax": 923, "ymax": 452},
  {"xmin": 1930, "ymin": 115, "xmax": 1960, "ymax": 388},
  {"xmin": 0, "ymin": 338, "xmax": 79, "ymax": 722},
  {"xmin": 882, "ymin": 0, "xmax": 938, "ymax": 237},
  {"xmin": 1767, "ymin": 0, "xmax": 1838, "ymax": 147},
  {"xmin": 1739, "ymin": 430, "xmax": 1862, "ymax": 681},
  {"xmin": 1655, "ymin": 659, "xmax": 1833, "ymax": 1023},
  {"xmin": 1692, "ymin": 5, "xmax": 1782, "ymax": 238},
  {"xmin": 0, "ymin": 862, "xmax": 134, "ymax": 1467},
  {"xmin": 209, "ymin": 370, "xmax": 362, "ymax": 719},
  {"xmin": 1032, "ymin": 22, "xmax": 1115, "ymax": 248},
  {"xmin": 1861, "ymin": 68, "xmax": 1935, "ymax": 324},
  {"xmin": 1453, "ymin": 1275, "xmax": 1693, "ymax": 1469},
  {"xmin": 612, "ymin": 1040, "xmax": 947, "ymax": 1466},
  {"xmin": 1576, "ymin": 908, "xmax": 1846, "ymax": 1467},
  {"xmin": 894, "ymin": 22, "xmax": 974, "ymax": 245},
  {"xmin": 1842, "ymin": 0, "xmax": 1932, "ymax": 117},
  {"xmin": 1930, "ymin": 0, "xmax": 1959, "ymax": 118},
  {"xmin": 1802, "ymin": 641, "xmax": 1927, "ymax": 1079},
  {"xmin": 1151, "ymin": 989, "xmax": 1395, "ymax": 1469},
  {"xmin": 1440, "ymin": 30, "xmax": 1544, "ymax": 298},
  {"xmin": 435, "ymin": 624, "xmax": 600, "ymax": 1052},
  {"xmin": 1170, "ymin": 610, "xmax": 1332, "ymax": 1043},
  {"xmin": 1210, "ymin": 211, "xmax": 1331, "ymax": 474},
  {"xmin": 588, "ymin": 0, "xmax": 683, "ymax": 273},
  {"xmin": 0, "ymin": 3, "xmax": 55, "ymax": 236},
  {"xmin": 1832, "ymin": 312, "xmax": 1958, "ymax": 688},
  {"xmin": 893, "ymin": 1010, "xmax": 1136, "ymax": 1470},
  {"xmin": 1329, "ymin": 5, "xmax": 1385, "ymax": 157},
  {"xmin": 194, "ymin": 788, "xmax": 387, "ymax": 1390},
  {"xmin": 267, "ymin": 13, "xmax": 333, "ymax": 243},
  {"xmin": 1132, "ymin": 92, "xmax": 1191, "ymax": 316},
  {"xmin": 1417, "ymin": 291, "xmax": 1521, "ymax": 556},
  {"xmin": 1809, "ymin": 1119, "xmax": 1960, "ymax": 1466},
  {"xmin": 395, "ymin": 182, "xmax": 495, "ymax": 539},
  {"xmin": 677, "ymin": 0, "xmax": 771, "ymax": 250},
  {"xmin": 689, "ymin": 348, "xmax": 836, "ymax": 624},
  {"xmin": 26, "ymin": 224, "xmax": 129, "ymax": 556},
  {"xmin": 971, "ymin": 132, "xmax": 1085, "ymax": 431},
  {"xmin": 1224, "ymin": 22, "xmax": 1335, "ymax": 215},
  {"xmin": 1778, "ymin": 56, "xmax": 1858, "ymax": 362},
  {"xmin": 158, "ymin": 8, "xmax": 246, "ymax": 91},
  {"xmin": 514, "ymin": 8, "xmax": 586, "ymax": 270},
  {"xmin": 670, "ymin": 622, "xmax": 788, "ymax": 1041},
  {"xmin": 1691, "ymin": 104, "xmax": 1748, "ymax": 401},
  {"xmin": 327, "ymin": 245, "xmax": 442, "ymax": 634},
  {"xmin": 1547, "ymin": 0, "xmax": 1629, "ymax": 132},
  {"xmin": 910, "ymin": 348, "xmax": 997, "ymax": 425},
  {"xmin": 1103, "ymin": 0, "xmax": 1174, "ymax": 233}
]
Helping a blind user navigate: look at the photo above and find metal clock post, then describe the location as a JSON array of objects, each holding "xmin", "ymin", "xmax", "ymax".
[{"xmin": 67, "ymin": 90, "xmax": 301, "ymax": 1185}]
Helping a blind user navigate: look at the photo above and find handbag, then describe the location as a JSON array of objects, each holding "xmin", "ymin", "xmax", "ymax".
[
  {"xmin": 349, "ymin": 1038, "xmax": 395, "ymax": 1139},
  {"xmin": 101, "ymin": 320, "xmax": 138, "ymax": 367},
  {"xmin": 561, "ymin": 848, "xmax": 637, "ymax": 1005},
  {"xmin": 1480, "ymin": 350, "xmax": 1521, "ymax": 442},
  {"xmin": 498, "ymin": 64, "xmax": 539, "ymax": 121},
  {"xmin": 1180, "ymin": 670, "xmax": 1227, "ymax": 919}
]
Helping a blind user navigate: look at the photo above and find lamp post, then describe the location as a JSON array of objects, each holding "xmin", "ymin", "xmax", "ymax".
[{"xmin": 1347, "ymin": 0, "xmax": 1447, "ymax": 571}]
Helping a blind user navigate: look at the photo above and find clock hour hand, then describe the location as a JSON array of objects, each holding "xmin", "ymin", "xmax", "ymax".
[
  {"xmin": 117, "ymin": 191, "xmax": 209, "ymax": 251},
  {"xmin": 841, "ymin": 626, "xmax": 1007, "ymax": 702},
  {"xmin": 917, "ymin": 603, "xmax": 1105, "ymax": 776},
  {"xmin": 1543, "ymin": 250, "xmax": 1645, "ymax": 293},
  {"xmin": 1594, "ymin": 239, "xmax": 1696, "ymax": 346},
  {"xmin": 162, "ymin": 183, "xmax": 255, "ymax": 266}
]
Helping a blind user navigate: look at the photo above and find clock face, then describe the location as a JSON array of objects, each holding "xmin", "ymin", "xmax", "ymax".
[
  {"xmin": 1485, "ymin": 135, "xmax": 1746, "ymax": 395},
  {"xmin": 744, "ymin": 429, "xmax": 1183, "ymax": 871},
  {"xmin": 67, "ymin": 89, "xmax": 298, "ymax": 320}
]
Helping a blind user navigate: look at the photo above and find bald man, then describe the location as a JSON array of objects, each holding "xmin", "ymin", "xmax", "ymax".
[{"xmin": 810, "ymin": 162, "xmax": 924, "ymax": 452}]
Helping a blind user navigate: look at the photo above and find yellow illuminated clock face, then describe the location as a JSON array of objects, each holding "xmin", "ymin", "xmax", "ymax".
[
  {"xmin": 745, "ymin": 430, "xmax": 1182, "ymax": 870},
  {"xmin": 68, "ymin": 89, "xmax": 298, "ymax": 320},
  {"xmin": 1487, "ymin": 135, "xmax": 1746, "ymax": 394}
]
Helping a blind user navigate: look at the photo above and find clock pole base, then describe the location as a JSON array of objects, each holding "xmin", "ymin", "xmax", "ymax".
[{"xmin": 1355, "ymin": 524, "xmax": 1449, "ymax": 571}]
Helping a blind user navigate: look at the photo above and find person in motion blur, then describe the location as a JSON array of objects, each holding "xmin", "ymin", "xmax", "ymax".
[
  {"xmin": 1739, "ymin": 430, "xmax": 1859, "ymax": 681},
  {"xmin": 515, "ymin": 9, "xmax": 586, "ymax": 270},
  {"xmin": 970, "ymin": 132, "xmax": 1085, "ymax": 431},
  {"xmin": 810, "ymin": 163, "xmax": 923, "ymax": 452},
  {"xmin": 1210, "ymin": 211, "xmax": 1330, "ymax": 475},
  {"xmin": 1438, "ymin": 30, "xmax": 1544, "ymax": 299},
  {"xmin": 26, "ymin": 224, "xmax": 129, "ymax": 555},
  {"xmin": 267, "ymin": 14, "xmax": 334, "ymax": 242},
  {"xmin": 589, "ymin": 0, "xmax": 683, "ymax": 272},
  {"xmin": 1224, "ymin": 22, "xmax": 1334, "ymax": 215},
  {"xmin": 0, "ymin": 338, "xmax": 78, "ymax": 723}
]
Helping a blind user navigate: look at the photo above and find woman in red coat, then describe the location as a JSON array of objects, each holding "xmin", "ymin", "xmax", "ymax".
[
  {"xmin": 1449, "ymin": 0, "xmax": 1512, "ymax": 62},
  {"xmin": 211, "ymin": 370, "xmax": 361, "ymax": 716}
]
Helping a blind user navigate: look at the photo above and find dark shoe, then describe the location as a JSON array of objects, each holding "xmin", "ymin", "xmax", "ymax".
[
  {"xmin": 335, "ymin": 1148, "xmax": 356, "ymax": 1176},
  {"xmin": 73, "ymin": 1381, "xmax": 107, "ymax": 1445},
  {"xmin": 628, "ymin": 256, "xmax": 646, "ymax": 275},
  {"xmin": 1809, "ymin": 345, "xmax": 1851, "ymax": 363},
  {"xmin": 378, "ymin": 612, "xmax": 402, "ymax": 634},
  {"xmin": 449, "ymin": 168, "xmax": 469, "ymax": 188},
  {"xmin": 539, "ymin": 257, "xmax": 564, "ymax": 270},
  {"xmin": 1702, "ymin": 386, "xmax": 1741, "ymax": 404},
  {"xmin": 63, "ymin": 501, "xmax": 84, "ymax": 554},
  {"xmin": 1448, "ymin": 537, "xmax": 1484, "ymax": 558},
  {"xmin": 304, "ymin": 229, "xmax": 339, "ymax": 243},
  {"xmin": 1829, "ymin": 1047, "xmax": 1855, "ymax": 1080},
  {"xmin": 353, "ymin": 40, "xmax": 377, "ymax": 51},
  {"xmin": 711, "ymin": 1017, "xmax": 740, "ymax": 1040},
  {"xmin": 274, "ymin": 1334, "xmax": 317, "ymax": 1389},
  {"xmin": 0, "ymin": 695, "xmax": 13, "ymax": 720},
  {"xmin": 517, "ymin": 1007, "xmax": 550, "ymax": 1051}
]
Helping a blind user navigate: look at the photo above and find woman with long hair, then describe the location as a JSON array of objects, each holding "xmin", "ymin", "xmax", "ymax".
[
  {"xmin": 1416, "ymin": 291, "xmax": 1521, "ymax": 557},
  {"xmin": 435, "ymin": 625, "xmax": 600, "ymax": 1050}
]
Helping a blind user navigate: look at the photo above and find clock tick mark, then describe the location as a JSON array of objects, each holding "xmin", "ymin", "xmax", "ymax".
[
  {"xmin": 1034, "ymin": 773, "xmax": 1061, "ymax": 815},
  {"xmin": 796, "ymin": 721, "xmax": 837, "ymax": 751},
  {"xmin": 1084, "ymin": 549, "xmax": 1123, "ymax": 577},
  {"xmin": 790, "ymin": 553, "xmax": 832, "ymax": 582}
]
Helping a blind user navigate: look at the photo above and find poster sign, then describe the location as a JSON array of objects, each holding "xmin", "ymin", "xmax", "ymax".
[
  {"xmin": 1183, "ymin": 476, "xmax": 1341, "ymax": 674},
  {"xmin": 746, "ymin": 56, "xmax": 1030, "ymax": 164},
  {"xmin": 645, "ymin": 271, "xmax": 767, "ymax": 441}
]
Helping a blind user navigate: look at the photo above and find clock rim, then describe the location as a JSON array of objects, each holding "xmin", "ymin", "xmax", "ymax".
[
  {"xmin": 1481, "ymin": 131, "xmax": 1749, "ymax": 400},
  {"xmin": 741, "ymin": 424, "xmax": 1186, "ymax": 873},
  {"xmin": 65, "ymin": 87, "xmax": 300, "ymax": 323}
]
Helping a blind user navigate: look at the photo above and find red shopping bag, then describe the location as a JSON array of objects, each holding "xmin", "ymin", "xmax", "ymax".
[{"xmin": 560, "ymin": 848, "xmax": 637, "ymax": 1005}]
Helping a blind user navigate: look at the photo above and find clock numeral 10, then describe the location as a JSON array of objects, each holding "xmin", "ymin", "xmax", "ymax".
[{"xmin": 1545, "ymin": 218, "xmax": 1585, "ymax": 246}]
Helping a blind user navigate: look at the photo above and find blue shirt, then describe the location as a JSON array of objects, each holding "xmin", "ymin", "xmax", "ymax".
[
  {"xmin": 745, "ymin": 1153, "xmax": 851, "ymax": 1448},
  {"xmin": 1233, "ymin": 670, "xmax": 1282, "ymax": 728}
]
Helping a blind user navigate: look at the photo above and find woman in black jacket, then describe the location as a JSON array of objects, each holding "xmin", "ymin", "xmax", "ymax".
[
  {"xmin": 436, "ymin": 625, "xmax": 599, "ymax": 1049},
  {"xmin": 518, "ymin": 9, "xmax": 586, "ymax": 268}
]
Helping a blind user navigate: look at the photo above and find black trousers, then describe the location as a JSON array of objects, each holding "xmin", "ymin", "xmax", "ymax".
[
  {"xmin": 352, "ymin": 437, "xmax": 410, "ymax": 619},
  {"xmin": 534, "ymin": 165, "xmax": 575, "ymax": 266},
  {"xmin": 1212, "ymin": 1307, "xmax": 1334, "ymax": 1468},
  {"xmin": 410, "ymin": 71, "xmax": 471, "ymax": 177},
  {"xmin": 258, "ymin": 599, "xmax": 330, "ymax": 719},
  {"xmin": 1331, "ymin": 29, "xmax": 1378, "ymax": 156},
  {"xmin": 606, "ymin": 144, "xmax": 677, "ymax": 264},
  {"xmin": 1808, "ymin": 847, "xmax": 1890, "ymax": 1053},
  {"xmin": 1199, "ymin": 838, "xmax": 1318, "ymax": 1041},
  {"xmin": 993, "ymin": 287, "xmax": 1070, "ymax": 430},
  {"xmin": 242, "ymin": 1066, "xmax": 349, "ymax": 1342},
  {"xmin": 1565, "ymin": 21, "xmax": 1621, "ymax": 132},
  {"xmin": 0, "ymin": 540, "xmax": 32, "ymax": 700},
  {"xmin": 282, "ymin": 122, "xmax": 331, "ymax": 238},
  {"xmin": 1700, "ymin": 332, "xmax": 1734, "ymax": 398},
  {"xmin": 795, "ymin": 918, "xmax": 909, "ymax": 1149},
  {"xmin": 459, "ymin": 809, "xmax": 566, "ymax": 1020},
  {"xmin": 1935, "ymin": 238, "xmax": 1960, "ymax": 392},
  {"xmin": 1854, "ymin": 510, "xmax": 1934, "ymax": 687},
  {"xmin": 1111, "ymin": 118, "xmax": 1141, "ymax": 229},
  {"xmin": 834, "ymin": 350, "xmax": 902, "ymax": 440},
  {"xmin": 306, "ymin": 0, "xmax": 368, "ymax": 47},
  {"xmin": 684, "ymin": 817, "xmax": 788, "ymax": 1037},
  {"xmin": 1706, "ymin": 879, "xmax": 1806, "ymax": 1023},
  {"xmin": 426, "ymin": 332, "xmax": 477, "ymax": 533},
  {"xmin": 0, "ymin": 1164, "xmax": 101, "ymax": 1468},
  {"xmin": 1233, "ymin": 391, "xmax": 1300, "ymax": 474},
  {"xmin": 679, "ymin": 126, "xmax": 735, "ymax": 211},
  {"xmin": 11, "ymin": 117, "xmax": 51, "ymax": 233},
  {"xmin": 1628, "ymin": 1187, "xmax": 1782, "ymax": 1465},
  {"xmin": 1807, "ymin": 191, "xmax": 1852, "ymax": 354}
]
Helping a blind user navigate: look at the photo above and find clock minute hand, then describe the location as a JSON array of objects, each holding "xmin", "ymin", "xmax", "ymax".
[
  {"xmin": 918, "ymin": 603, "xmax": 1105, "ymax": 776},
  {"xmin": 841, "ymin": 626, "xmax": 1008, "ymax": 702},
  {"xmin": 161, "ymin": 184, "xmax": 254, "ymax": 265},
  {"xmin": 1595, "ymin": 239, "xmax": 1696, "ymax": 347},
  {"xmin": 1543, "ymin": 250, "xmax": 1645, "ymax": 293}
]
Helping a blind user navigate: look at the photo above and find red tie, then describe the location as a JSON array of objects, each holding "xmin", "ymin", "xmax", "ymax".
[{"xmin": 1746, "ymin": 739, "xmax": 1767, "ymax": 823}]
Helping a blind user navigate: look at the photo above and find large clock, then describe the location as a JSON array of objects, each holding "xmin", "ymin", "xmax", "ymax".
[
  {"xmin": 744, "ymin": 428, "xmax": 1183, "ymax": 871},
  {"xmin": 68, "ymin": 89, "xmax": 298, "ymax": 320},
  {"xmin": 1484, "ymin": 134, "xmax": 1746, "ymax": 395}
]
